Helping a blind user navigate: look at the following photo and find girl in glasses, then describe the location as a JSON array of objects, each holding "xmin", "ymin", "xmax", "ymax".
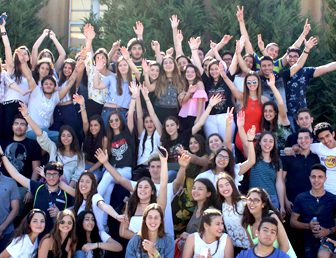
[
  {"xmin": 0, "ymin": 209, "xmax": 46, "ymax": 258},
  {"xmin": 38, "ymin": 209, "xmax": 77, "ymax": 258}
]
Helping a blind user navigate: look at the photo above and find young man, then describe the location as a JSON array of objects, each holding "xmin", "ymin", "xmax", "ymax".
[
  {"xmin": 310, "ymin": 122, "xmax": 336, "ymax": 195},
  {"xmin": 94, "ymin": 149, "xmax": 190, "ymax": 239},
  {"xmin": 290, "ymin": 164, "xmax": 336, "ymax": 258},
  {"xmin": 0, "ymin": 145, "xmax": 73, "ymax": 235},
  {"xmin": 236, "ymin": 217, "xmax": 290, "ymax": 258}
]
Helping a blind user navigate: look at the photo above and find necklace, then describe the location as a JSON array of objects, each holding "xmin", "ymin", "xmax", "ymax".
[{"xmin": 310, "ymin": 190, "xmax": 325, "ymax": 203}]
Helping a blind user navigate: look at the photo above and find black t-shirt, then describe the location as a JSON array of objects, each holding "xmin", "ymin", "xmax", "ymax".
[
  {"xmin": 165, "ymin": 128, "xmax": 192, "ymax": 163},
  {"xmin": 259, "ymin": 72, "xmax": 287, "ymax": 107},
  {"xmin": 109, "ymin": 128, "xmax": 135, "ymax": 168},
  {"xmin": 1, "ymin": 138, "xmax": 41, "ymax": 179},
  {"xmin": 202, "ymin": 73, "xmax": 234, "ymax": 115}
]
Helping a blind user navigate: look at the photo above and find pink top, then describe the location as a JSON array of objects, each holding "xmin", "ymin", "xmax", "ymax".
[{"xmin": 178, "ymin": 89, "xmax": 208, "ymax": 118}]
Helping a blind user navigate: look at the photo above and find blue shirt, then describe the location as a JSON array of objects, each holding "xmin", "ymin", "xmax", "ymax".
[
  {"xmin": 105, "ymin": 73, "xmax": 131, "ymax": 108},
  {"xmin": 237, "ymin": 246, "xmax": 290, "ymax": 258}
]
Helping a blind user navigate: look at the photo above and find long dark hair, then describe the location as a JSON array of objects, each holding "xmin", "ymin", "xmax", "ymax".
[
  {"xmin": 58, "ymin": 58, "xmax": 77, "ymax": 96},
  {"xmin": 57, "ymin": 125, "xmax": 83, "ymax": 163},
  {"xmin": 183, "ymin": 64, "xmax": 202, "ymax": 90},
  {"xmin": 106, "ymin": 111, "xmax": 126, "ymax": 141},
  {"xmin": 242, "ymin": 187, "xmax": 280, "ymax": 228},
  {"xmin": 207, "ymin": 59, "xmax": 221, "ymax": 84},
  {"xmin": 76, "ymin": 211, "xmax": 102, "ymax": 257},
  {"xmin": 13, "ymin": 46, "xmax": 32, "ymax": 83},
  {"xmin": 41, "ymin": 209, "xmax": 77, "ymax": 258},
  {"xmin": 261, "ymin": 101, "xmax": 279, "ymax": 132},
  {"xmin": 38, "ymin": 49, "xmax": 56, "ymax": 63},
  {"xmin": 127, "ymin": 177, "xmax": 157, "ymax": 219},
  {"xmin": 160, "ymin": 116, "xmax": 180, "ymax": 150},
  {"xmin": 235, "ymin": 54, "xmax": 256, "ymax": 75},
  {"xmin": 139, "ymin": 113, "xmax": 156, "ymax": 157},
  {"xmin": 255, "ymin": 131, "xmax": 280, "ymax": 171},
  {"xmin": 209, "ymin": 147, "xmax": 236, "ymax": 180},
  {"xmin": 193, "ymin": 178, "xmax": 220, "ymax": 213},
  {"xmin": 216, "ymin": 174, "xmax": 244, "ymax": 214},
  {"xmin": 189, "ymin": 134, "xmax": 206, "ymax": 157},
  {"xmin": 74, "ymin": 172, "xmax": 98, "ymax": 213},
  {"xmin": 83, "ymin": 115, "xmax": 106, "ymax": 161},
  {"xmin": 32, "ymin": 58, "xmax": 54, "ymax": 84},
  {"xmin": 116, "ymin": 57, "xmax": 132, "ymax": 96},
  {"xmin": 242, "ymin": 72, "xmax": 262, "ymax": 108}
]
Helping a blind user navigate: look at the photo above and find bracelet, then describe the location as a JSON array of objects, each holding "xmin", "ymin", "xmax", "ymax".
[
  {"xmin": 1, "ymin": 32, "xmax": 7, "ymax": 36},
  {"xmin": 248, "ymin": 139, "xmax": 254, "ymax": 142},
  {"xmin": 303, "ymin": 50, "xmax": 310, "ymax": 54},
  {"xmin": 22, "ymin": 113, "xmax": 30, "ymax": 118},
  {"xmin": 78, "ymin": 107, "xmax": 86, "ymax": 113},
  {"xmin": 97, "ymin": 242, "xmax": 100, "ymax": 249},
  {"xmin": 153, "ymin": 251, "xmax": 161, "ymax": 258},
  {"xmin": 131, "ymin": 97, "xmax": 136, "ymax": 100}
]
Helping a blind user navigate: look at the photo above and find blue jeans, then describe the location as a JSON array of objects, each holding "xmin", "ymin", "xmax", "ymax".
[
  {"xmin": 73, "ymin": 250, "xmax": 86, "ymax": 258},
  {"xmin": 85, "ymin": 163, "xmax": 103, "ymax": 183},
  {"xmin": 269, "ymin": 194, "xmax": 280, "ymax": 209},
  {"xmin": 26, "ymin": 128, "xmax": 59, "ymax": 143}
]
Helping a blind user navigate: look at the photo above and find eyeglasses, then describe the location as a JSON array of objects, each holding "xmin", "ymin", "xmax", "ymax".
[
  {"xmin": 246, "ymin": 80, "xmax": 258, "ymax": 85},
  {"xmin": 288, "ymin": 55, "xmax": 299, "ymax": 59},
  {"xmin": 216, "ymin": 154, "xmax": 230, "ymax": 161},
  {"xmin": 60, "ymin": 220, "xmax": 73, "ymax": 225},
  {"xmin": 109, "ymin": 118, "xmax": 120, "ymax": 123},
  {"xmin": 247, "ymin": 198, "xmax": 261, "ymax": 204},
  {"xmin": 45, "ymin": 173, "xmax": 60, "ymax": 178}
]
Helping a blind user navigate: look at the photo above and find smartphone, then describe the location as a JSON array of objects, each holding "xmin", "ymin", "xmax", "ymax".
[
  {"xmin": 321, "ymin": 237, "xmax": 335, "ymax": 253},
  {"xmin": 157, "ymin": 146, "xmax": 168, "ymax": 158},
  {"xmin": 0, "ymin": 13, "xmax": 7, "ymax": 25}
]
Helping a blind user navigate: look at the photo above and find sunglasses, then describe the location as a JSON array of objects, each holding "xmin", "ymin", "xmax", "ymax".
[
  {"xmin": 246, "ymin": 80, "xmax": 258, "ymax": 85},
  {"xmin": 109, "ymin": 118, "xmax": 120, "ymax": 123},
  {"xmin": 46, "ymin": 173, "xmax": 60, "ymax": 178},
  {"xmin": 60, "ymin": 220, "xmax": 73, "ymax": 225}
]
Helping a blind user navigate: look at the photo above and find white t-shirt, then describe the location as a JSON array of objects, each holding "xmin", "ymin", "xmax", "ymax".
[
  {"xmin": 193, "ymin": 232, "xmax": 228, "ymax": 258},
  {"xmin": 78, "ymin": 193, "xmax": 110, "ymax": 242},
  {"xmin": 28, "ymin": 86, "xmax": 60, "ymax": 130},
  {"xmin": 310, "ymin": 142, "xmax": 336, "ymax": 194},
  {"xmin": 137, "ymin": 130, "xmax": 161, "ymax": 165},
  {"xmin": 194, "ymin": 163, "xmax": 243, "ymax": 187},
  {"xmin": 6, "ymin": 234, "xmax": 38, "ymax": 258},
  {"xmin": 4, "ymin": 75, "xmax": 30, "ymax": 104},
  {"xmin": 130, "ymin": 181, "xmax": 176, "ymax": 238}
]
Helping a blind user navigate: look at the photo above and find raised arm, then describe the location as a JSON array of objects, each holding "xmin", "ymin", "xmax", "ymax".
[
  {"xmin": 191, "ymin": 94, "xmax": 222, "ymax": 135},
  {"xmin": 156, "ymin": 147, "xmax": 168, "ymax": 212},
  {"xmin": 0, "ymin": 17, "xmax": 13, "ymax": 73},
  {"xmin": 141, "ymin": 59, "xmax": 156, "ymax": 92},
  {"xmin": 189, "ymin": 36, "xmax": 204, "ymax": 75},
  {"xmin": 120, "ymin": 46, "xmax": 140, "ymax": 81},
  {"xmin": 219, "ymin": 62, "xmax": 242, "ymax": 101},
  {"xmin": 224, "ymin": 107, "xmax": 235, "ymax": 151},
  {"xmin": 49, "ymin": 30, "xmax": 66, "ymax": 72},
  {"xmin": 31, "ymin": 29, "xmax": 49, "ymax": 68},
  {"xmin": 236, "ymin": 5, "xmax": 254, "ymax": 55},
  {"xmin": 205, "ymin": 35, "xmax": 233, "ymax": 59},
  {"xmin": 0, "ymin": 146, "xmax": 29, "ymax": 188},
  {"xmin": 95, "ymin": 148, "xmax": 133, "ymax": 192},
  {"xmin": 151, "ymin": 40, "xmax": 163, "ymax": 65},
  {"xmin": 97, "ymin": 199, "xmax": 126, "ymax": 223},
  {"xmin": 18, "ymin": 102, "xmax": 42, "ymax": 137},
  {"xmin": 236, "ymin": 40, "xmax": 251, "ymax": 74},
  {"xmin": 133, "ymin": 21, "xmax": 144, "ymax": 40},
  {"xmin": 314, "ymin": 61, "xmax": 336, "ymax": 78},
  {"xmin": 108, "ymin": 40, "xmax": 121, "ymax": 64},
  {"xmin": 238, "ymin": 125, "xmax": 256, "ymax": 175},
  {"xmin": 170, "ymin": 15, "xmax": 184, "ymax": 57},
  {"xmin": 73, "ymin": 94, "xmax": 89, "ymax": 134},
  {"xmin": 16, "ymin": 49, "xmax": 37, "ymax": 91},
  {"xmin": 127, "ymin": 81, "xmax": 139, "ymax": 133},
  {"xmin": 58, "ymin": 60, "xmax": 84, "ymax": 99},
  {"xmin": 172, "ymin": 152, "xmax": 191, "ymax": 194},
  {"xmin": 83, "ymin": 23, "xmax": 95, "ymax": 53}
]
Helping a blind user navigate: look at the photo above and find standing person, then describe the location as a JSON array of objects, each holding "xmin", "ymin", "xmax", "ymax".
[
  {"xmin": 242, "ymin": 188, "xmax": 296, "ymax": 257},
  {"xmin": 236, "ymin": 217, "xmax": 290, "ymax": 258},
  {"xmin": 290, "ymin": 164, "xmax": 336, "ymax": 258},
  {"xmin": 125, "ymin": 203, "xmax": 174, "ymax": 258},
  {"xmin": 310, "ymin": 122, "xmax": 336, "ymax": 195},
  {"xmin": 0, "ymin": 209, "xmax": 46, "ymax": 258},
  {"xmin": 182, "ymin": 208, "xmax": 234, "ymax": 258},
  {"xmin": 38, "ymin": 209, "xmax": 77, "ymax": 258},
  {"xmin": 217, "ymin": 174, "xmax": 250, "ymax": 254}
]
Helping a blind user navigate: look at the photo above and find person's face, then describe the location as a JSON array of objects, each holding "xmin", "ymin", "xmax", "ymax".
[
  {"xmin": 244, "ymin": 56, "xmax": 254, "ymax": 69},
  {"xmin": 296, "ymin": 112, "xmax": 313, "ymax": 129},
  {"xmin": 208, "ymin": 135, "xmax": 223, "ymax": 153},
  {"xmin": 30, "ymin": 213, "xmax": 46, "ymax": 234},
  {"xmin": 217, "ymin": 178, "xmax": 233, "ymax": 199},
  {"xmin": 109, "ymin": 114, "xmax": 121, "ymax": 131},
  {"xmin": 247, "ymin": 192, "xmax": 264, "ymax": 215},
  {"xmin": 60, "ymin": 130, "xmax": 73, "ymax": 146},
  {"xmin": 45, "ymin": 169, "xmax": 60, "ymax": 186},
  {"xmin": 259, "ymin": 134, "xmax": 275, "ymax": 153},
  {"xmin": 260, "ymin": 60, "xmax": 274, "ymax": 77},
  {"xmin": 198, "ymin": 50, "xmax": 205, "ymax": 63},
  {"xmin": 209, "ymin": 63, "xmax": 220, "ymax": 80},
  {"xmin": 263, "ymin": 104, "xmax": 276, "ymax": 122},
  {"xmin": 257, "ymin": 222, "xmax": 278, "ymax": 247},
  {"xmin": 137, "ymin": 180, "xmax": 153, "ymax": 201},
  {"xmin": 205, "ymin": 216, "xmax": 224, "ymax": 238},
  {"xmin": 165, "ymin": 119, "xmax": 179, "ymax": 137},
  {"xmin": 79, "ymin": 175, "xmax": 93, "ymax": 196},
  {"xmin": 246, "ymin": 75, "xmax": 259, "ymax": 92},
  {"xmin": 222, "ymin": 54, "xmax": 233, "ymax": 67},
  {"xmin": 309, "ymin": 169, "xmax": 327, "ymax": 191},
  {"xmin": 21, "ymin": 50, "xmax": 30, "ymax": 62},
  {"xmin": 286, "ymin": 51, "xmax": 300, "ymax": 67},
  {"xmin": 149, "ymin": 65, "xmax": 160, "ymax": 81},
  {"xmin": 118, "ymin": 59, "xmax": 129, "ymax": 75},
  {"xmin": 41, "ymin": 52, "xmax": 52, "ymax": 60},
  {"xmin": 297, "ymin": 132, "xmax": 312, "ymax": 150},
  {"xmin": 318, "ymin": 130, "xmax": 336, "ymax": 149},
  {"xmin": 163, "ymin": 58, "xmax": 175, "ymax": 73},
  {"xmin": 145, "ymin": 210, "xmax": 161, "ymax": 232},
  {"xmin": 215, "ymin": 150, "xmax": 230, "ymax": 169},
  {"xmin": 144, "ymin": 116, "xmax": 155, "ymax": 133},
  {"xmin": 63, "ymin": 63, "xmax": 73, "ymax": 77},
  {"xmin": 266, "ymin": 45, "xmax": 279, "ymax": 60},
  {"xmin": 83, "ymin": 213, "xmax": 95, "ymax": 232},
  {"xmin": 185, "ymin": 67, "xmax": 196, "ymax": 82},
  {"xmin": 203, "ymin": 60, "xmax": 211, "ymax": 74},
  {"xmin": 89, "ymin": 120, "xmax": 101, "ymax": 136},
  {"xmin": 148, "ymin": 160, "xmax": 161, "ymax": 181},
  {"xmin": 130, "ymin": 44, "xmax": 143, "ymax": 60},
  {"xmin": 189, "ymin": 137, "xmax": 200, "ymax": 154},
  {"xmin": 39, "ymin": 63, "xmax": 51, "ymax": 78},
  {"xmin": 12, "ymin": 118, "xmax": 27, "ymax": 136},
  {"xmin": 42, "ymin": 79, "xmax": 56, "ymax": 94},
  {"xmin": 177, "ymin": 57, "xmax": 189, "ymax": 71},
  {"xmin": 58, "ymin": 215, "xmax": 73, "ymax": 233},
  {"xmin": 95, "ymin": 53, "xmax": 107, "ymax": 69},
  {"xmin": 192, "ymin": 181, "xmax": 211, "ymax": 202}
]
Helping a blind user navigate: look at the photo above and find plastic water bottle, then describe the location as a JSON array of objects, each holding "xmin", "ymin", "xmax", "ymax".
[{"xmin": 49, "ymin": 202, "xmax": 56, "ymax": 223}]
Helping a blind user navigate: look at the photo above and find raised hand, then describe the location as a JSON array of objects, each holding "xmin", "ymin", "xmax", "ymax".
[
  {"xmin": 157, "ymin": 146, "xmax": 168, "ymax": 161},
  {"xmin": 34, "ymin": 166, "xmax": 45, "ymax": 179},
  {"xmin": 188, "ymin": 37, "xmax": 201, "ymax": 50},
  {"xmin": 235, "ymin": 40, "xmax": 244, "ymax": 55},
  {"xmin": 218, "ymin": 62, "xmax": 226, "ymax": 78},
  {"xmin": 75, "ymin": 59, "xmax": 85, "ymax": 73},
  {"xmin": 141, "ymin": 59, "xmax": 149, "ymax": 74},
  {"xmin": 133, "ymin": 21, "xmax": 144, "ymax": 37},
  {"xmin": 42, "ymin": 28, "xmax": 49, "ymax": 37},
  {"xmin": 302, "ymin": 18, "xmax": 311, "ymax": 37},
  {"xmin": 170, "ymin": 15, "xmax": 180, "ymax": 29},
  {"xmin": 236, "ymin": 5, "xmax": 244, "ymax": 23},
  {"xmin": 151, "ymin": 40, "xmax": 160, "ymax": 52},
  {"xmin": 247, "ymin": 125, "xmax": 256, "ymax": 141},
  {"xmin": 176, "ymin": 30, "xmax": 183, "ymax": 43},
  {"xmin": 257, "ymin": 34, "xmax": 265, "ymax": 51},
  {"xmin": 226, "ymin": 106, "xmax": 235, "ymax": 126},
  {"xmin": 0, "ymin": 12, "xmax": 7, "ymax": 29},
  {"xmin": 112, "ymin": 40, "xmax": 121, "ymax": 51},
  {"xmin": 266, "ymin": 73, "xmax": 276, "ymax": 88},
  {"xmin": 304, "ymin": 36, "xmax": 318, "ymax": 51},
  {"xmin": 73, "ymin": 94, "xmax": 85, "ymax": 106},
  {"xmin": 187, "ymin": 84, "xmax": 197, "ymax": 94},
  {"xmin": 49, "ymin": 30, "xmax": 56, "ymax": 40},
  {"xmin": 18, "ymin": 101, "xmax": 28, "ymax": 117},
  {"xmin": 129, "ymin": 81, "xmax": 139, "ymax": 98},
  {"xmin": 208, "ymin": 94, "xmax": 223, "ymax": 107},
  {"xmin": 16, "ymin": 49, "xmax": 27, "ymax": 63},
  {"xmin": 94, "ymin": 148, "xmax": 109, "ymax": 164},
  {"xmin": 166, "ymin": 47, "xmax": 174, "ymax": 56},
  {"xmin": 83, "ymin": 23, "xmax": 95, "ymax": 40},
  {"xmin": 220, "ymin": 35, "xmax": 233, "ymax": 46},
  {"xmin": 237, "ymin": 110, "xmax": 245, "ymax": 128},
  {"xmin": 116, "ymin": 214, "xmax": 127, "ymax": 223},
  {"xmin": 210, "ymin": 40, "xmax": 217, "ymax": 50},
  {"xmin": 140, "ymin": 83, "xmax": 150, "ymax": 99},
  {"xmin": 120, "ymin": 46, "xmax": 130, "ymax": 60},
  {"xmin": 178, "ymin": 152, "xmax": 191, "ymax": 168}
]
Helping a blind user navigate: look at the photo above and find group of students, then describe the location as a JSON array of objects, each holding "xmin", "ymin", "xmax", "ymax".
[{"xmin": 0, "ymin": 5, "xmax": 336, "ymax": 258}]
